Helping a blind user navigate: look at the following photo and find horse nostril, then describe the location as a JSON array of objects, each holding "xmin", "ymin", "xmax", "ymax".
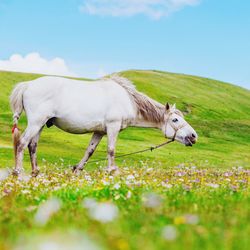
[{"xmin": 191, "ymin": 133, "xmax": 196, "ymax": 138}]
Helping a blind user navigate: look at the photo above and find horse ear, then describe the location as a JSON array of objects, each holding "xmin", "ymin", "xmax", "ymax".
[
  {"xmin": 166, "ymin": 102, "xmax": 170, "ymax": 111},
  {"xmin": 172, "ymin": 103, "xmax": 176, "ymax": 110}
]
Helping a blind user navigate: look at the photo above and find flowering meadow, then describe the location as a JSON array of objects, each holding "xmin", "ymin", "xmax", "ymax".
[
  {"xmin": 0, "ymin": 71, "xmax": 250, "ymax": 249},
  {"xmin": 0, "ymin": 162, "xmax": 249, "ymax": 250}
]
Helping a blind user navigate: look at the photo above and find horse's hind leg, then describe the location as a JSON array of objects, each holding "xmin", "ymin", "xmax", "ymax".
[
  {"xmin": 13, "ymin": 124, "xmax": 43, "ymax": 176},
  {"xmin": 73, "ymin": 132, "xmax": 103, "ymax": 173},
  {"xmin": 28, "ymin": 127, "xmax": 43, "ymax": 177},
  {"xmin": 106, "ymin": 122, "xmax": 120, "ymax": 171}
]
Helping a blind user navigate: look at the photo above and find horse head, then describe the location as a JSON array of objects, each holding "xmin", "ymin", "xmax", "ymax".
[{"xmin": 163, "ymin": 103, "xmax": 198, "ymax": 146}]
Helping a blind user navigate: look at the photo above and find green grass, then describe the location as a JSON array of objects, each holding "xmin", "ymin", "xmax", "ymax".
[{"xmin": 0, "ymin": 70, "xmax": 249, "ymax": 250}]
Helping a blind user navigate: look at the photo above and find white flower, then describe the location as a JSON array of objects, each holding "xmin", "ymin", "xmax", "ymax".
[
  {"xmin": 13, "ymin": 230, "xmax": 101, "ymax": 250},
  {"xmin": 126, "ymin": 191, "xmax": 132, "ymax": 199},
  {"xmin": 127, "ymin": 175, "xmax": 135, "ymax": 180},
  {"xmin": 113, "ymin": 183, "xmax": 120, "ymax": 190},
  {"xmin": 162, "ymin": 182, "xmax": 172, "ymax": 188},
  {"xmin": 21, "ymin": 190, "xmax": 31, "ymax": 194},
  {"xmin": 18, "ymin": 173, "xmax": 31, "ymax": 182},
  {"xmin": 102, "ymin": 180, "xmax": 110, "ymax": 186},
  {"xmin": 26, "ymin": 206, "xmax": 37, "ymax": 212},
  {"xmin": 142, "ymin": 193, "xmax": 162, "ymax": 208},
  {"xmin": 162, "ymin": 225, "xmax": 178, "ymax": 241},
  {"xmin": 0, "ymin": 168, "xmax": 10, "ymax": 181},
  {"xmin": 85, "ymin": 175, "xmax": 92, "ymax": 181},
  {"xmin": 82, "ymin": 198, "xmax": 97, "ymax": 209},
  {"xmin": 34, "ymin": 197, "xmax": 61, "ymax": 226},
  {"xmin": 206, "ymin": 183, "xmax": 219, "ymax": 188},
  {"xmin": 88, "ymin": 202, "xmax": 119, "ymax": 223},
  {"xmin": 185, "ymin": 214, "xmax": 199, "ymax": 225},
  {"xmin": 146, "ymin": 168, "xmax": 153, "ymax": 173}
]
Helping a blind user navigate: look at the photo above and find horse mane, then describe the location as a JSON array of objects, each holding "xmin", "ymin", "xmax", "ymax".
[{"xmin": 110, "ymin": 75, "xmax": 165, "ymax": 123}]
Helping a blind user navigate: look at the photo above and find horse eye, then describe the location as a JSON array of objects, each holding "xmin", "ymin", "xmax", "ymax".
[{"xmin": 172, "ymin": 118, "xmax": 178, "ymax": 123}]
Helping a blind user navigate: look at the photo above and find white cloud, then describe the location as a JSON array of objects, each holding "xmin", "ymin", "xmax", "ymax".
[
  {"xmin": 79, "ymin": 0, "xmax": 200, "ymax": 19},
  {"xmin": 0, "ymin": 52, "xmax": 77, "ymax": 77}
]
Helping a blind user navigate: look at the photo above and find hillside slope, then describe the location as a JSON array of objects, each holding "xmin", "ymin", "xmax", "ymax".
[{"xmin": 0, "ymin": 70, "xmax": 249, "ymax": 169}]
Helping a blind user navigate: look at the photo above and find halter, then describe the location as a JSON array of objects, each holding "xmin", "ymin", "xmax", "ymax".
[{"xmin": 164, "ymin": 112, "xmax": 188, "ymax": 141}]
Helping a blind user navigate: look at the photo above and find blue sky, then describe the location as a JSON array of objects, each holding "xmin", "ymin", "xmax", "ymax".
[{"xmin": 0, "ymin": 0, "xmax": 249, "ymax": 89}]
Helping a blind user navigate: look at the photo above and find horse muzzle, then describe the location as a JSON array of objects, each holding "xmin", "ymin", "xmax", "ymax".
[{"xmin": 184, "ymin": 133, "xmax": 197, "ymax": 147}]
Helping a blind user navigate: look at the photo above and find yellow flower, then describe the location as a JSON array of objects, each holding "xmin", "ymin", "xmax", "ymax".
[{"xmin": 174, "ymin": 216, "xmax": 186, "ymax": 225}]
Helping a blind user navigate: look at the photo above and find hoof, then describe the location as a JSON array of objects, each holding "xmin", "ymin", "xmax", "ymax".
[
  {"xmin": 12, "ymin": 169, "xmax": 21, "ymax": 176},
  {"xmin": 105, "ymin": 166, "xmax": 120, "ymax": 175},
  {"xmin": 72, "ymin": 165, "xmax": 83, "ymax": 174},
  {"xmin": 31, "ymin": 168, "xmax": 40, "ymax": 177},
  {"xmin": 72, "ymin": 165, "xmax": 78, "ymax": 173}
]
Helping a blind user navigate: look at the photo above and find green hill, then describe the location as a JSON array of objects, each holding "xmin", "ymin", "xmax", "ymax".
[{"xmin": 0, "ymin": 70, "xmax": 249, "ymax": 169}]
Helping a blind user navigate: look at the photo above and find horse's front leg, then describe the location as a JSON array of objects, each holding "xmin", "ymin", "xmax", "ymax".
[
  {"xmin": 73, "ymin": 132, "xmax": 104, "ymax": 173},
  {"xmin": 106, "ymin": 122, "xmax": 121, "ymax": 171}
]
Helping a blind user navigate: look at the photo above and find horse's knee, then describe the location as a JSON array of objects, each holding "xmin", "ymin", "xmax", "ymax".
[{"xmin": 108, "ymin": 148, "xmax": 115, "ymax": 157}]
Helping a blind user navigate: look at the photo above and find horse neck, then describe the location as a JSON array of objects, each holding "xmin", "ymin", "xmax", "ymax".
[{"xmin": 132, "ymin": 102, "xmax": 165, "ymax": 129}]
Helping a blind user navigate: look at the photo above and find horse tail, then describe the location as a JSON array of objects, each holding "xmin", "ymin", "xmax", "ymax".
[{"xmin": 10, "ymin": 82, "xmax": 28, "ymax": 158}]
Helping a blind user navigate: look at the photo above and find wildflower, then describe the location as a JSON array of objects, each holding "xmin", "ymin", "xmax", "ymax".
[
  {"xmin": 142, "ymin": 193, "xmax": 162, "ymax": 208},
  {"xmin": 34, "ymin": 197, "xmax": 61, "ymax": 226},
  {"xmin": 161, "ymin": 182, "xmax": 172, "ymax": 188},
  {"xmin": 206, "ymin": 183, "xmax": 219, "ymax": 188},
  {"xmin": 230, "ymin": 185, "xmax": 238, "ymax": 192},
  {"xmin": 18, "ymin": 173, "xmax": 31, "ymax": 182},
  {"xmin": 185, "ymin": 214, "xmax": 199, "ymax": 225},
  {"xmin": 176, "ymin": 171, "xmax": 186, "ymax": 177},
  {"xmin": 85, "ymin": 175, "xmax": 92, "ymax": 181},
  {"xmin": 82, "ymin": 198, "xmax": 97, "ymax": 209},
  {"xmin": 192, "ymin": 178, "xmax": 200, "ymax": 183},
  {"xmin": 26, "ymin": 206, "xmax": 37, "ymax": 212},
  {"xmin": 146, "ymin": 168, "xmax": 153, "ymax": 173},
  {"xmin": 127, "ymin": 175, "xmax": 135, "ymax": 180},
  {"xmin": 0, "ymin": 168, "xmax": 10, "ymax": 181},
  {"xmin": 102, "ymin": 180, "xmax": 110, "ymax": 186},
  {"xmin": 114, "ymin": 194, "xmax": 120, "ymax": 200},
  {"xmin": 113, "ymin": 183, "xmax": 121, "ymax": 190},
  {"xmin": 126, "ymin": 191, "xmax": 132, "ymax": 199},
  {"xmin": 3, "ymin": 188, "xmax": 12, "ymax": 195},
  {"xmin": 13, "ymin": 231, "xmax": 101, "ymax": 250},
  {"xmin": 88, "ymin": 202, "xmax": 119, "ymax": 223},
  {"xmin": 162, "ymin": 225, "xmax": 178, "ymax": 241},
  {"xmin": 174, "ymin": 216, "xmax": 186, "ymax": 225},
  {"xmin": 182, "ymin": 184, "xmax": 191, "ymax": 191},
  {"xmin": 21, "ymin": 190, "xmax": 31, "ymax": 195},
  {"xmin": 224, "ymin": 172, "xmax": 232, "ymax": 177}
]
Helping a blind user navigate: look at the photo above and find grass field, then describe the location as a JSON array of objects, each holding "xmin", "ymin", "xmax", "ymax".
[{"xmin": 0, "ymin": 70, "xmax": 249, "ymax": 250}]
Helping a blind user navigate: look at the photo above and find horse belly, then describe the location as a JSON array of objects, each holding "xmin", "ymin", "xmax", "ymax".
[{"xmin": 53, "ymin": 116, "xmax": 105, "ymax": 134}]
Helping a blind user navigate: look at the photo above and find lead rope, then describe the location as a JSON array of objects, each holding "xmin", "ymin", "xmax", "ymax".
[{"xmin": 87, "ymin": 130, "xmax": 178, "ymax": 164}]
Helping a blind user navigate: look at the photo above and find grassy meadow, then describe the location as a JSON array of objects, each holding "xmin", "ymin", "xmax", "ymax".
[{"xmin": 0, "ymin": 70, "xmax": 249, "ymax": 250}]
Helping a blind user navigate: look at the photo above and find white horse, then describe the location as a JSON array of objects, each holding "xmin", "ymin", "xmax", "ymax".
[{"xmin": 10, "ymin": 75, "xmax": 197, "ymax": 176}]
